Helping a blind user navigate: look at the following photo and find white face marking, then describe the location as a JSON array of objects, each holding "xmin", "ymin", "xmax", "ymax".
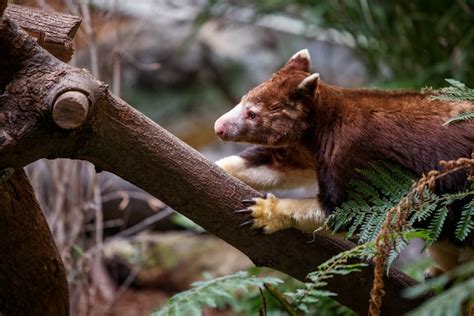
[
  {"xmin": 214, "ymin": 98, "xmax": 259, "ymax": 140},
  {"xmin": 221, "ymin": 102, "xmax": 245, "ymax": 123},
  {"xmin": 214, "ymin": 102, "xmax": 245, "ymax": 139}
]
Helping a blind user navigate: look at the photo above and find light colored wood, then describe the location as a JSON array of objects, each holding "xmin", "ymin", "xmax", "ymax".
[
  {"xmin": 52, "ymin": 91, "xmax": 89, "ymax": 129},
  {"xmin": 4, "ymin": 3, "xmax": 81, "ymax": 62}
]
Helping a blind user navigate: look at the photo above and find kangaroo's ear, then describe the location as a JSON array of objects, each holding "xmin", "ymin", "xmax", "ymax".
[
  {"xmin": 284, "ymin": 49, "xmax": 311, "ymax": 72},
  {"xmin": 297, "ymin": 73, "xmax": 320, "ymax": 94}
]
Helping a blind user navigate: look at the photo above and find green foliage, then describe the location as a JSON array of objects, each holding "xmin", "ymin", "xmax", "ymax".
[
  {"xmin": 327, "ymin": 163, "xmax": 415, "ymax": 243},
  {"xmin": 152, "ymin": 271, "xmax": 283, "ymax": 316},
  {"xmin": 437, "ymin": 79, "xmax": 474, "ymax": 102},
  {"xmin": 285, "ymin": 244, "xmax": 372, "ymax": 314},
  {"xmin": 404, "ymin": 261, "xmax": 474, "ymax": 316},
  {"xmin": 399, "ymin": 256, "xmax": 435, "ymax": 283},
  {"xmin": 327, "ymin": 162, "xmax": 473, "ymax": 250},
  {"xmin": 434, "ymin": 79, "xmax": 474, "ymax": 125},
  {"xmin": 455, "ymin": 199, "xmax": 474, "ymax": 241},
  {"xmin": 200, "ymin": 1, "xmax": 474, "ymax": 86},
  {"xmin": 386, "ymin": 230, "xmax": 432, "ymax": 272},
  {"xmin": 423, "ymin": 191, "xmax": 474, "ymax": 247},
  {"xmin": 307, "ymin": 2, "xmax": 474, "ymax": 86}
]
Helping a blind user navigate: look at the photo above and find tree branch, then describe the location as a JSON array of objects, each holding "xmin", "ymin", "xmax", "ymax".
[
  {"xmin": 0, "ymin": 170, "xmax": 69, "ymax": 315},
  {"xmin": 3, "ymin": 3, "xmax": 81, "ymax": 62},
  {"xmin": 0, "ymin": 7, "xmax": 428, "ymax": 315}
]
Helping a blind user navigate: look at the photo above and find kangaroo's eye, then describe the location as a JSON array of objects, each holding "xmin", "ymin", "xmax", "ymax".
[{"xmin": 247, "ymin": 111, "xmax": 256, "ymax": 119}]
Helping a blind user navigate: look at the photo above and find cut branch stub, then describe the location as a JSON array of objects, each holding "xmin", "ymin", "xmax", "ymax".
[{"xmin": 52, "ymin": 90, "xmax": 90, "ymax": 129}]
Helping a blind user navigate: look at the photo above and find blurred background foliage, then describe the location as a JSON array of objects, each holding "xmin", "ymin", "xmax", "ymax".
[
  {"xmin": 198, "ymin": 0, "xmax": 474, "ymax": 88},
  {"xmin": 11, "ymin": 0, "xmax": 474, "ymax": 315}
]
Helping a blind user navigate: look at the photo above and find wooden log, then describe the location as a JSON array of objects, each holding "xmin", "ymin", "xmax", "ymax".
[{"xmin": 4, "ymin": 3, "xmax": 81, "ymax": 62}]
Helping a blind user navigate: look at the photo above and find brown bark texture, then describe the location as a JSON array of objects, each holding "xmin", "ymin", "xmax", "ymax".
[
  {"xmin": 0, "ymin": 170, "xmax": 69, "ymax": 315},
  {"xmin": 4, "ymin": 3, "xmax": 81, "ymax": 62},
  {"xmin": 0, "ymin": 3, "xmax": 71, "ymax": 315},
  {"xmin": 0, "ymin": 3, "xmax": 428, "ymax": 315}
]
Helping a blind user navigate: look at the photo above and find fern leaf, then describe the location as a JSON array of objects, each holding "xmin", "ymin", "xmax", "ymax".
[
  {"xmin": 329, "ymin": 163, "xmax": 415, "ymax": 244},
  {"xmin": 286, "ymin": 244, "xmax": 372, "ymax": 313},
  {"xmin": 152, "ymin": 271, "xmax": 283, "ymax": 316},
  {"xmin": 409, "ymin": 199, "xmax": 438, "ymax": 225},
  {"xmin": 346, "ymin": 211, "xmax": 366, "ymax": 239},
  {"xmin": 434, "ymin": 79, "xmax": 474, "ymax": 101},
  {"xmin": 426, "ymin": 206, "xmax": 448, "ymax": 247},
  {"xmin": 361, "ymin": 208, "xmax": 388, "ymax": 244},
  {"xmin": 349, "ymin": 179, "xmax": 382, "ymax": 203},
  {"xmin": 407, "ymin": 278, "xmax": 474, "ymax": 316},
  {"xmin": 404, "ymin": 261, "xmax": 474, "ymax": 316},
  {"xmin": 455, "ymin": 199, "xmax": 474, "ymax": 241}
]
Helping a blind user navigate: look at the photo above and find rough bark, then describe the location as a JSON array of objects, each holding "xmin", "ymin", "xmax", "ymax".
[
  {"xmin": 0, "ymin": 5, "xmax": 428, "ymax": 315},
  {"xmin": 0, "ymin": 170, "xmax": 69, "ymax": 315},
  {"xmin": 4, "ymin": 3, "xmax": 81, "ymax": 62},
  {"xmin": 0, "ymin": 3, "xmax": 71, "ymax": 315}
]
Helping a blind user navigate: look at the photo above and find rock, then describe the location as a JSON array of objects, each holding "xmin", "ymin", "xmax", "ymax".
[{"xmin": 104, "ymin": 232, "xmax": 253, "ymax": 291}]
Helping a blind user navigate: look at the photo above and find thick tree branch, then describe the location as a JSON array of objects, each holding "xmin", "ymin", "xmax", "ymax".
[
  {"xmin": 0, "ymin": 7, "xmax": 428, "ymax": 315},
  {"xmin": 0, "ymin": 170, "xmax": 69, "ymax": 315},
  {"xmin": 4, "ymin": 3, "xmax": 81, "ymax": 62}
]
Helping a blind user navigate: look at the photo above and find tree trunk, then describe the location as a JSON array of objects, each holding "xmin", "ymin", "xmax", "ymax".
[
  {"xmin": 0, "ymin": 3, "xmax": 428, "ymax": 315},
  {"xmin": 0, "ymin": 170, "xmax": 69, "ymax": 315},
  {"xmin": 0, "ymin": 3, "xmax": 80, "ymax": 314}
]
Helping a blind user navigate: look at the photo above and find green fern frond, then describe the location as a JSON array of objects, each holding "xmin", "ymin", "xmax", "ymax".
[
  {"xmin": 359, "ymin": 207, "xmax": 388, "ymax": 244},
  {"xmin": 407, "ymin": 278, "xmax": 474, "ymax": 316},
  {"xmin": 455, "ymin": 199, "xmax": 474, "ymax": 241},
  {"xmin": 329, "ymin": 163, "xmax": 415, "ymax": 243},
  {"xmin": 432, "ymin": 79, "xmax": 474, "ymax": 125},
  {"xmin": 287, "ymin": 230, "xmax": 425, "ymax": 312},
  {"xmin": 426, "ymin": 206, "xmax": 448, "ymax": 247},
  {"xmin": 329, "ymin": 160, "xmax": 473, "ymax": 247},
  {"xmin": 152, "ymin": 271, "xmax": 283, "ymax": 316},
  {"xmin": 404, "ymin": 261, "xmax": 474, "ymax": 316},
  {"xmin": 285, "ymin": 244, "xmax": 373, "ymax": 313},
  {"xmin": 408, "ymin": 198, "xmax": 438, "ymax": 225},
  {"xmin": 386, "ymin": 230, "xmax": 432, "ymax": 272},
  {"xmin": 434, "ymin": 79, "xmax": 474, "ymax": 102}
]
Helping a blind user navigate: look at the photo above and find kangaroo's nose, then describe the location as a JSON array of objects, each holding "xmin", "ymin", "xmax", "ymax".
[{"xmin": 214, "ymin": 118, "xmax": 226, "ymax": 138}]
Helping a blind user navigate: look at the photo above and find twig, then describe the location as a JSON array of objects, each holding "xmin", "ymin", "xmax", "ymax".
[
  {"xmin": 264, "ymin": 284, "xmax": 301, "ymax": 316},
  {"xmin": 112, "ymin": 207, "xmax": 174, "ymax": 238},
  {"xmin": 258, "ymin": 287, "xmax": 267, "ymax": 316}
]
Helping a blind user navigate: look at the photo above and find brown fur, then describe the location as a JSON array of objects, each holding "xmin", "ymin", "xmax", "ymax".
[
  {"xmin": 217, "ymin": 52, "xmax": 474, "ymax": 246},
  {"xmin": 240, "ymin": 146, "xmax": 315, "ymax": 172}
]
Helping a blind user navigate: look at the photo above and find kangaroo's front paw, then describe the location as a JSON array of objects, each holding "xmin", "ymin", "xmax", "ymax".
[{"xmin": 237, "ymin": 193, "xmax": 290, "ymax": 234}]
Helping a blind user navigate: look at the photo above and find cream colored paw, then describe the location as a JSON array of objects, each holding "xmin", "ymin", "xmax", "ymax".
[{"xmin": 239, "ymin": 193, "xmax": 291, "ymax": 234}]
